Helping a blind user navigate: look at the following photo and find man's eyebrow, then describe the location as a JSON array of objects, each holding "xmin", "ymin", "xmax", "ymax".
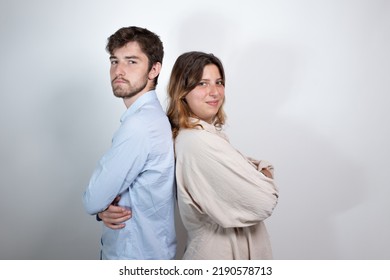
[
  {"xmin": 124, "ymin": 55, "xmax": 140, "ymax": 60},
  {"xmin": 109, "ymin": 55, "xmax": 140, "ymax": 60}
]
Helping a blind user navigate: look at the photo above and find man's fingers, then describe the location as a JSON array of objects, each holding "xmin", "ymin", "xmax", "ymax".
[
  {"xmin": 103, "ymin": 213, "xmax": 131, "ymax": 222},
  {"xmin": 114, "ymin": 214, "xmax": 132, "ymax": 223},
  {"xmin": 102, "ymin": 212, "xmax": 131, "ymax": 229},
  {"xmin": 106, "ymin": 205, "xmax": 132, "ymax": 216},
  {"xmin": 103, "ymin": 222, "xmax": 126, "ymax": 230},
  {"xmin": 101, "ymin": 210, "xmax": 131, "ymax": 220},
  {"xmin": 107, "ymin": 204, "xmax": 127, "ymax": 213},
  {"xmin": 98, "ymin": 202, "xmax": 132, "ymax": 230},
  {"xmin": 100, "ymin": 207, "xmax": 132, "ymax": 224}
]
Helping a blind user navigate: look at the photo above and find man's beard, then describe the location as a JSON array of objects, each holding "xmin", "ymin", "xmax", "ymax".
[{"xmin": 111, "ymin": 77, "xmax": 148, "ymax": 99}]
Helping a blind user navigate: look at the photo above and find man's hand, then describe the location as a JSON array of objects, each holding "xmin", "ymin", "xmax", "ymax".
[{"xmin": 98, "ymin": 196, "xmax": 132, "ymax": 229}]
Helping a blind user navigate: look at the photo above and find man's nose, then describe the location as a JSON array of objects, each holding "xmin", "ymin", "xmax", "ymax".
[{"xmin": 114, "ymin": 62, "xmax": 126, "ymax": 76}]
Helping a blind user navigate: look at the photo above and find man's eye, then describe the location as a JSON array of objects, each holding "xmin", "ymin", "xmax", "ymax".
[{"xmin": 110, "ymin": 60, "xmax": 118, "ymax": 65}]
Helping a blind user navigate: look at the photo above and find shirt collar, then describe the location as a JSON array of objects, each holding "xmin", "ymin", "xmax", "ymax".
[
  {"xmin": 188, "ymin": 117, "xmax": 229, "ymax": 142},
  {"xmin": 120, "ymin": 90, "xmax": 158, "ymax": 123}
]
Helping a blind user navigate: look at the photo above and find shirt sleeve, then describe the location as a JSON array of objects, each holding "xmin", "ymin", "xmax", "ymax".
[
  {"xmin": 83, "ymin": 119, "xmax": 149, "ymax": 215},
  {"xmin": 176, "ymin": 129, "xmax": 279, "ymax": 228}
]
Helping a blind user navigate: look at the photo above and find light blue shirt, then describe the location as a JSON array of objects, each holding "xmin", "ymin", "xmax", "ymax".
[{"xmin": 83, "ymin": 91, "xmax": 176, "ymax": 259}]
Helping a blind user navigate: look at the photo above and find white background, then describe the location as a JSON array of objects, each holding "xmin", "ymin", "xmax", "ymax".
[{"xmin": 0, "ymin": 0, "xmax": 389, "ymax": 259}]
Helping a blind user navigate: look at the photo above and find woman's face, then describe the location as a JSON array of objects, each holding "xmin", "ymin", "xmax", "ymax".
[{"xmin": 185, "ymin": 64, "xmax": 225, "ymax": 123}]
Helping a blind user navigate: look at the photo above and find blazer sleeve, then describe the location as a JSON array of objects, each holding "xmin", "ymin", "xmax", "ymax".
[{"xmin": 175, "ymin": 129, "xmax": 279, "ymax": 228}]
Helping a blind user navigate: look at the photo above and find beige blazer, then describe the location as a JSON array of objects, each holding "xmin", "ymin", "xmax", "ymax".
[{"xmin": 175, "ymin": 119, "xmax": 279, "ymax": 260}]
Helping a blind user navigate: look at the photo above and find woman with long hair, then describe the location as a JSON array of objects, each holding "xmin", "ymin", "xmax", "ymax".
[{"xmin": 167, "ymin": 51, "xmax": 279, "ymax": 259}]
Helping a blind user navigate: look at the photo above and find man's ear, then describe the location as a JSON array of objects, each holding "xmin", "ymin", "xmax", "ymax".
[{"xmin": 148, "ymin": 62, "xmax": 162, "ymax": 80}]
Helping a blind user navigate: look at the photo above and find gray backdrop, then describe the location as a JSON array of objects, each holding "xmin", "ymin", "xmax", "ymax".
[{"xmin": 1, "ymin": 0, "xmax": 389, "ymax": 259}]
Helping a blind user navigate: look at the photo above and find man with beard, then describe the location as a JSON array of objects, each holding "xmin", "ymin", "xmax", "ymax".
[{"xmin": 83, "ymin": 26, "xmax": 176, "ymax": 260}]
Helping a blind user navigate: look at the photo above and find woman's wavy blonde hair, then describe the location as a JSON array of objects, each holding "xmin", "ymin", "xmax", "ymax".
[{"xmin": 167, "ymin": 51, "xmax": 226, "ymax": 139}]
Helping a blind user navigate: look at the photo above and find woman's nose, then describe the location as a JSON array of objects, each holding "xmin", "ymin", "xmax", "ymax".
[{"xmin": 208, "ymin": 83, "xmax": 222, "ymax": 96}]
